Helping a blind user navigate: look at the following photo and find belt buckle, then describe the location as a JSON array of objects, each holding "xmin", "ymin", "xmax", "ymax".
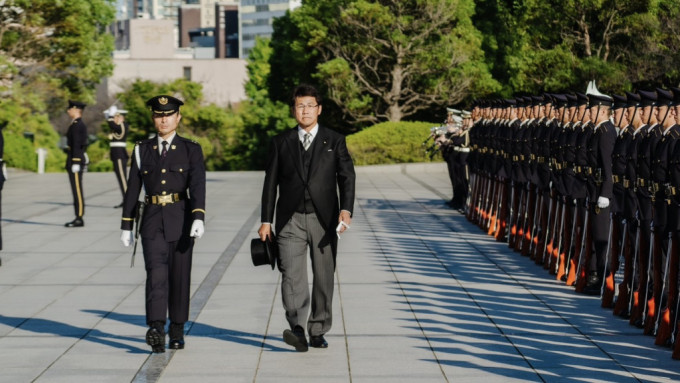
[{"xmin": 157, "ymin": 194, "xmax": 174, "ymax": 204}]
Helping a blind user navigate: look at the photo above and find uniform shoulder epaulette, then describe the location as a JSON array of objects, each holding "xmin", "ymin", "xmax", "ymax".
[{"xmin": 671, "ymin": 129, "xmax": 680, "ymax": 139}]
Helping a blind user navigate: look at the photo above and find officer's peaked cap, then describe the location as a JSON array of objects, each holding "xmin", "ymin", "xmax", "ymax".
[
  {"xmin": 655, "ymin": 88, "xmax": 673, "ymax": 106},
  {"xmin": 638, "ymin": 90, "xmax": 657, "ymax": 107},
  {"xmin": 146, "ymin": 95, "xmax": 184, "ymax": 114},
  {"xmin": 68, "ymin": 100, "xmax": 86, "ymax": 110},
  {"xmin": 612, "ymin": 94, "xmax": 627, "ymax": 110}
]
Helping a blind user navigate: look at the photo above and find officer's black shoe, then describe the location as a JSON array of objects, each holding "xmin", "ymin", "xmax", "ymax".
[
  {"xmin": 283, "ymin": 325, "xmax": 308, "ymax": 352},
  {"xmin": 146, "ymin": 322, "xmax": 165, "ymax": 353},
  {"xmin": 309, "ymin": 335, "xmax": 328, "ymax": 348},
  {"xmin": 168, "ymin": 322, "xmax": 185, "ymax": 350},
  {"xmin": 113, "ymin": 202, "xmax": 124, "ymax": 208},
  {"xmin": 64, "ymin": 218, "xmax": 84, "ymax": 227}
]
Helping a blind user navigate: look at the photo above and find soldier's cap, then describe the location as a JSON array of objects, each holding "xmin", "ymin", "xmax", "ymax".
[
  {"xmin": 531, "ymin": 94, "xmax": 545, "ymax": 106},
  {"xmin": 447, "ymin": 108, "xmax": 461, "ymax": 115},
  {"xmin": 514, "ymin": 97, "xmax": 524, "ymax": 107},
  {"xmin": 566, "ymin": 94, "xmax": 578, "ymax": 107},
  {"xmin": 68, "ymin": 100, "xmax": 86, "ymax": 110},
  {"xmin": 587, "ymin": 93, "xmax": 614, "ymax": 107},
  {"xmin": 671, "ymin": 87, "xmax": 680, "ymax": 105},
  {"xmin": 552, "ymin": 93, "xmax": 568, "ymax": 108},
  {"xmin": 612, "ymin": 94, "xmax": 627, "ymax": 110},
  {"xmin": 575, "ymin": 92, "xmax": 589, "ymax": 106},
  {"xmin": 625, "ymin": 91, "xmax": 641, "ymax": 107},
  {"xmin": 542, "ymin": 93, "xmax": 554, "ymax": 104},
  {"xmin": 522, "ymin": 96, "xmax": 533, "ymax": 106},
  {"xmin": 146, "ymin": 95, "xmax": 184, "ymax": 115},
  {"xmin": 655, "ymin": 88, "xmax": 673, "ymax": 106},
  {"xmin": 638, "ymin": 90, "xmax": 657, "ymax": 107},
  {"xmin": 462, "ymin": 110, "xmax": 472, "ymax": 118},
  {"xmin": 504, "ymin": 98, "xmax": 517, "ymax": 108}
]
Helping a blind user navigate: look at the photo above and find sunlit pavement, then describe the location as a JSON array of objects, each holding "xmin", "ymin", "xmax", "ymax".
[{"xmin": 0, "ymin": 164, "xmax": 677, "ymax": 383}]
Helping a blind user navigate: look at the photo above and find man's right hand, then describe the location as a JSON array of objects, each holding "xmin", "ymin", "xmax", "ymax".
[
  {"xmin": 258, "ymin": 223, "xmax": 271, "ymax": 242},
  {"xmin": 120, "ymin": 230, "xmax": 133, "ymax": 247}
]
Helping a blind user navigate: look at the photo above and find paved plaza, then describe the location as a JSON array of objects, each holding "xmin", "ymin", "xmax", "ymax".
[{"xmin": 0, "ymin": 163, "xmax": 678, "ymax": 382}]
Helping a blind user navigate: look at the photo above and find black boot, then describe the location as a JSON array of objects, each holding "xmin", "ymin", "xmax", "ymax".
[
  {"xmin": 583, "ymin": 271, "xmax": 601, "ymax": 296},
  {"xmin": 64, "ymin": 217, "xmax": 84, "ymax": 227},
  {"xmin": 168, "ymin": 322, "xmax": 185, "ymax": 350},
  {"xmin": 146, "ymin": 321, "xmax": 165, "ymax": 353}
]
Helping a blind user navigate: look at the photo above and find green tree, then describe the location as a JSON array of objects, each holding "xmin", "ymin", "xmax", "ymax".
[
  {"xmin": 237, "ymin": 37, "xmax": 296, "ymax": 169},
  {"xmin": 0, "ymin": 0, "xmax": 115, "ymax": 109},
  {"xmin": 287, "ymin": 0, "xmax": 498, "ymax": 125}
]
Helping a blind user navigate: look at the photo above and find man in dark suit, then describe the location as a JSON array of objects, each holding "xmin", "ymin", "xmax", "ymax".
[
  {"xmin": 64, "ymin": 100, "xmax": 88, "ymax": 228},
  {"xmin": 258, "ymin": 84, "xmax": 356, "ymax": 352},
  {"xmin": 120, "ymin": 95, "xmax": 206, "ymax": 353}
]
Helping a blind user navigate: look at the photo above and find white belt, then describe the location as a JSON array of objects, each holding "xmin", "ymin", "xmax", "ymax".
[
  {"xmin": 110, "ymin": 142, "xmax": 127, "ymax": 148},
  {"xmin": 454, "ymin": 147, "xmax": 470, "ymax": 152}
]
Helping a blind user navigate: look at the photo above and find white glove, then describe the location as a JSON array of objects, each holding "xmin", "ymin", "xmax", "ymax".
[
  {"xmin": 120, "ymin": 230, "xmax": 133, "ymax": 247},
  {"xmin": 71, "ymin": 164, "xmax": 81, "ymax": 173},
  {"xmin": 2, "ymin": 163, "xmax": 6, "ymax": 180},
  {"xmin": 190, "ymin": 220, "xmax": 204, "ymax": 238},
  {"xmin": 597, "ymin": 196, "xmax": 610, "ymax": 209}
]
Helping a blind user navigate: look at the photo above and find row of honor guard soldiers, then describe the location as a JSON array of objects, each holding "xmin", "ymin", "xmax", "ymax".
[
  {"xmin": 463, "ymin": 84, "xmax": 680, "ymax": 359},
  {"xmin": 424, "ymin": 109, "xmax": 473, "ymax": 210}
]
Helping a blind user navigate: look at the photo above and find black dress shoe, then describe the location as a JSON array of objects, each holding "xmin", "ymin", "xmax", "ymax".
[
  {"xmin": 64, "ymin": 218, "xmax": 84, "ymax": 227},
  {"xmin": 309, "ymin": 335, "xmax": 328, "ymax": 348},
  {"xmin": 168, "ymin": 322, "xmax": 185, "ymax": 350},
  {"xmin": 146, "ymin": 327, "xmax": 165, "ymax": 353},
  {"xmin": 283, "ymin": 325, "xmax": 308, "ymax": 352},
  {"xmin": 113, "ymin": 202, "xmax": 124, "ymax": 208},
  {"xmin": 169, "ymin": 339, "xmax": 185, "ymax": 350}
]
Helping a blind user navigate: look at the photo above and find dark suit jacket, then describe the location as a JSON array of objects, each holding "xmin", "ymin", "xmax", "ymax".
[
  {"xmin": 261, "ymin": 126, "xmax": 356, "ymax": 238},
  {"xmin": 121, "ymin": 135, "xmax": 206, "ymax": 242}
]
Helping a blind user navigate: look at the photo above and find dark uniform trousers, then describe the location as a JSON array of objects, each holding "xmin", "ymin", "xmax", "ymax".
[
  {"xmin": 65, "ymin": 118, "xmax": 88, "ymax": 219},
  {"xmin": 121, "ymin": 135, "xmax": 206, "ymax": 326},
  {"xmin": 107, "ymin": 120, "xmax": 129, "ymax": 199}
]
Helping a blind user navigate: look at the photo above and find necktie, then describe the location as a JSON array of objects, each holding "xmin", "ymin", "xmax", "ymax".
[
  {"xmin": 161, "ymin": 141, "xmax": 168, "ymax": 159},
  {"xmin": 302, "ymin": 133, "xmax": 311, "ymax": 151}
]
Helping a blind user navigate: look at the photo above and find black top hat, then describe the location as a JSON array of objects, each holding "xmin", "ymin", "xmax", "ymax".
[
  {"xmin": 250, "ymin": 237, "xmax": 277, "ymax": 269},
  {"xmin": 146, "ymin": 95, "xmax": 184, "ymax": 115},
  {"xmin": 68, "ymin": 100, "xmax": 86, "ymax": 110}
]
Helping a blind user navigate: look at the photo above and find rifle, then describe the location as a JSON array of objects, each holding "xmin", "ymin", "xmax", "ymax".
[
  {"xmin": 609, "ymin": 219, "xmax": 629, "ymax": 311},
  {"xmin": 507, "ymin": 182, "xmax": 516, "ymax": 245},
  {"xmin": 628, "ymin": 222, "xmax": 642, "ymax": 322},
  {"xmin": 654, "ymin": 232, "xmax": 673, "ymax": 343},
  {"xmin": 528, "ymin": 190, "xmax": 543, "ymax": 258},
  {"xmin": 540, "ymin": 192, "xmax": 556, "ymax": 266},
  {"xmin": 574, "ymin": 199, "xmax": 591, "ymax": 291},
  {"xmin": 599, "ymin": 214, "xmax": 615, "ymax": 298},
  {"xmin": 130, "ymin": 201, "xmax": 145, "ymax": 267},
  {"xmin": 552, "ymin": 200, "xmax": 567, "ymax": 274},
  {"xmin": 641, "ymin": 222, "xmax": 656, "ymax": 330}
]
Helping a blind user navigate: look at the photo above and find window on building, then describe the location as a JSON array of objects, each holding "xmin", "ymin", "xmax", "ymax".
[{"xmin": 183, "ymin": 66, "xmax": 192, "ymax": 81}]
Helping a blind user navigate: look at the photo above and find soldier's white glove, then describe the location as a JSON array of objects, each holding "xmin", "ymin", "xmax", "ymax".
[
  {"xmin": 120, "ymin": 230, "xmax": 133, "ymax": 247},
  {"xmin": 2, "ymin": 163, "xmax": 6, "ymax": 180},
  {"xmin": 597, "ymin": 196, "xmax": 610, "ymax": 209},
  {"xmin": 71, "ymin": 164, "xmax": 81, "ymax": 173},
  {"xmin": 190, "ymin": 220, "xmax": 204, "ymax": 238}
]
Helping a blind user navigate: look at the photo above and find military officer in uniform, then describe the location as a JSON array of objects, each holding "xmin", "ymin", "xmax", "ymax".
[
  {"xmin": 105, "ymin": 106, "xmax": 130, "ymax": 208},
  {"xmin": 64, "ymin": 100, "xmax": 88, "ymax": 228},
  {"xmin": 120, "ymin": 95, "xmax": 206, "ymax": 353}
]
